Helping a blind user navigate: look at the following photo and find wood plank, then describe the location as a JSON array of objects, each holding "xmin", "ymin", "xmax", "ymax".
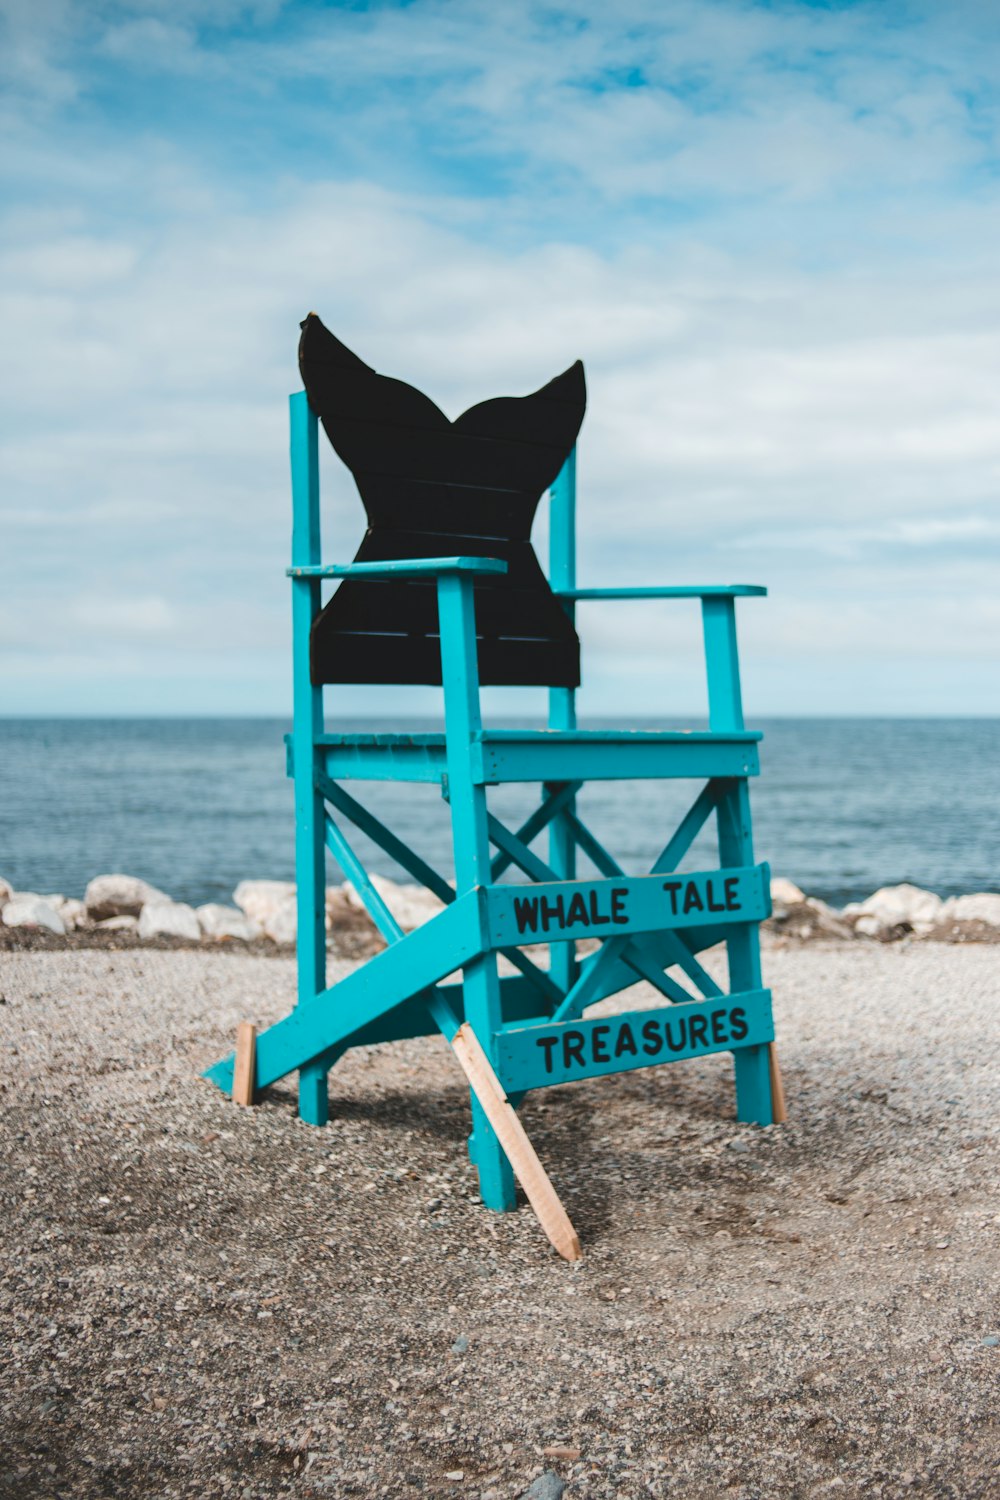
[
  {"xmin": 233, "ymin": 1022, "xmax": 256, "ymax": 1106},
  {"xmin": 450, "ymin": 1022, "xmax": 582, "ymax": 1262},
  {"xmin": 485, "ymin": 865, "xmax": 769, "ymax": 948},
  {"xmin": 497, "ymin": 989, "xmax": 774, "ymax": 1092},
  {"xmin": 311, "ymin": 627, "xmax": 580, "ymax": 688},
  {"xmin": 473, "ymin": 734, "xmax": 760, "ymax": 784}
]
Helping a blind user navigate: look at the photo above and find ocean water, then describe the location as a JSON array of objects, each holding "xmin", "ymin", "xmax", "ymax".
[{"xmin": 0, "ymin": 718, "xmax": 997, "ymax": 909}]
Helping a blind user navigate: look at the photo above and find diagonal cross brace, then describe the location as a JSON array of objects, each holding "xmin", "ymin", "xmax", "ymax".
[
  {"xmin": 490, "ymin": 782, "xmax": 581, "ymax": 881},
  {"xmin": 550, "ymin": 935, "xmax": 630, "ymax": 1024},
  {"xmin": 325, "ymin": 813, "xmax": 403, "ymax": 945},
  {"xmin": 562, "ymin": 799, "xmax": 728, "ymax": 1009},
  {"xmin": 318, "ymin": 772, "xmax": 454, "ymax": 904},
  {"xmin": 486, "ymin": 812, "xmax": 559, "ymax": 885},
  {"xmin": 619, "ymin": 940, "xmax": 700, "ymax": 1004},
  {"xmin": 322, "ymin": 814, "xmax": 564, "ymax": 1026},
  {"xmin": 321, "ymin": 773, "xmax": 559, "ymax": 1006},
  {"xmin": 650, "ymin": 780, "xmax": 728, "ymax": 873},
  {"xmin": 204, "ymin": 892, "xmax": 485, "ymax": 1094}
]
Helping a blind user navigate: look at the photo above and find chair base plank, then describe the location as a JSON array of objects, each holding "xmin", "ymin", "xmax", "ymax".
[{"xmin": 232, "ymin": 1023, "xmax": 256, "ymax": 1107}]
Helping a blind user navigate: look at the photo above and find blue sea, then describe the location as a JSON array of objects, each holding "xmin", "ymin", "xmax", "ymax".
[{"xmin": 0, "ymin": 718, "xmax": 997, "ymax": 908}]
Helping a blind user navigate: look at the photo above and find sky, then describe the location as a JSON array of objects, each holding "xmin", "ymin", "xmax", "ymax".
[{"xmin": 2, "ymin": 0, "xmax": 999, "ymax": 718}]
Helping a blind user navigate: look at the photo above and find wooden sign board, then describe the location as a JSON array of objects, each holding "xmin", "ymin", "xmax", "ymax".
[
  {"xmin": 495, "ymin": 989, "xmax": 774, "ymax": 1092},
  {"xmin": 486, "ymin": 864, "xmax": 769, "ymax": 947}
]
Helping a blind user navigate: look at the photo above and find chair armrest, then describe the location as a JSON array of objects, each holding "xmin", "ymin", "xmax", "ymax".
[
  {"xmin": 554, "ymin": 584, "xmax": 766, "ymax": 600},
  {"xmin": 287, "ymin": 556, "xmax": 508, "ymax": 580}
]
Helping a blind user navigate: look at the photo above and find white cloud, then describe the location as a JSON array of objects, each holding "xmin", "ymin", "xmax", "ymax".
[
  {"xmin": 1, "ymin": 1, "xmax": 999, "ymax": 712},
  {"xmin": 71, "ymin": 594, "xmax": 175, "ymax": 635}
]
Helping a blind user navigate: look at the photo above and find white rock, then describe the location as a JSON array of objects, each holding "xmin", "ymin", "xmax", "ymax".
[
  {"xmin": 805, "ymin": 896, "xmax": 834, "ymax": 917},
  {"xmin": 138, "ymin": 900, "xmax": 201, "ymax": 942},
  {"xmin": 233, "ymin": 879, "xmax": 296, "ymax": 928},
  {"xmin": 0, "ymin": 875, "xmax": 12, "ymax": 909},
  {"xmin": 263, "ymin": 894, "xmax": 297, "ymax": 944},
  {"xmin": 853, "ymin": 914, "xmax": 887, "ymax": 940},
  {"xmin": 343, "ymin": 873, "xmax": 444, "ymax": 931},
  {"xmin": 770, "ymin": 876, "xmax": 806, "ymax": 905},
  {"xmin": 59, "ymin": 898, "xmax": 88, "ymax": 931},
  {"xmin": 804, "ymin": 897, "xmax": 854, "ymax": 939},
  {"xmin": 2, "ymin": 897, "xmax": 66, "ymax": 936},
  {"xmin": 940, "ymin": 892, "xmax": 1000, "ymax": 926},
  {"xmin": 853, "ymin": 883, "xmax": 943, "ymax": 933},
  {"xmin": 97, "ymin": 915, "xmax": 138, "ymax": 931},
  {"xmin": 326, "ymin": 885, "xmax": 355, "ymax": 926},
  {"xmin": 196, "ymin": 903, "xmax": 260, "ymax": 941},
  {"xmin": 85, "ymin": 873, "xmax": 169, "ymax": 922}
]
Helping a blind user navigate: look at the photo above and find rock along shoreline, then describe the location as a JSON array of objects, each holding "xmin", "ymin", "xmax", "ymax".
[{"xmin": 1, "ymin": 870, "xmax": 998, "ymax": 954}]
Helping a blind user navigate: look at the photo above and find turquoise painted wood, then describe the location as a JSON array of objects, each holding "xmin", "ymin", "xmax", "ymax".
[
  {"xmin": 287, "ymin": 556, "xmax": 508, "ymax": 580},
  {"xmin": 548, "ymin": 452, "xmax": 578, "ymax": 998},
  {"xmin": 484, "ymin": 865, "xmax": 770, "ymax": 947},
  {"xmin": 497, "ymin": 989, "xmax": 774, "ymax": 1091},
  {"xmin": 289, "ymin": 393, "xmax": 329, "ymax": 1125},
  {"xmin": 437, "ymin": 568, "xmax": 516, "ymax": 1209},
  {"xmin": 204, "ymin": 383, "xmax": 779, "ymax": 1215},
  {"xmin": 306, "ymin": 730, "xmax": 761, "ymax": 786},
  {"xmin": 561, "ymin": 585, "xmax": 767, "ymax": 599}
]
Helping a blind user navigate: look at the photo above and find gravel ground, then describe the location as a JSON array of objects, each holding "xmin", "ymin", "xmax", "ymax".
[{"xmin": 1, "ymin": 942, "xmax": 997, "ymax": 1500}]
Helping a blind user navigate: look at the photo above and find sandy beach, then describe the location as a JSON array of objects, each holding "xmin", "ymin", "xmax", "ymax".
[{"xmin": 1, "ymin": 939, "xmax": 997, "ymax": 1499}]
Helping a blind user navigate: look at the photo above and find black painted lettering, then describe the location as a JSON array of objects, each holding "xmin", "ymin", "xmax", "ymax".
[
  {"xmin": 641, "ymin": 1019, "xmax": 664, "ymax": 1055},
  {"xmin": 689, "ymin": 1014, "xmax": 709, "ymax": 1048},
  {"xmin": 611, "ymin": 888, "xmax": 629, "ymax": 925},
  {"xmin": 614, "ymin": 1022, "xmax": 638, "ymax": 1058},
  {"xmin": 588, "ymin": 888, "xmax": 610, "ymax": 925},
  {"xmin": 724, "ymin": 876, "xmax": 741, "ymax": 911},
  {"xmin": 513, "ymin": 895, "xmax": 539, "ymax": 935},
  {"xmin": 591, "ymin": 1024, "xmax": 611, "ymax": 1063},
  {"xmin": 662, "ymin": 880, "xmax": 682, "ymax": 915},
  {"xmin": 536, "ymin": 1035, "xmax": 559, "ymax": 1074},
  {"xmin": 566, "ymin": 891, "xmax": 590, "ymax": 927},
  {"xmin": 683, "ymin": 881, "xmax": 704, "ymax": 915},
  {"xmin": 664, "ymin": 1018, "xmax": 687, "ymax": 1052},
  {"xmin": 540, "ymin": 894, "xmax": 565, "ymax": 932},
  {"xmin": 563, "ymin": 1030, "xmax": 586, "ymax": 1068},
  {"xmin": 710, "ymin": 1009, "xmax": 728, "ymax": 1045},
  {"xmin": 729, "ymin": 1006, "xmax": 748, "ymax": 1040},
  {"xmin": 706, "ymin": 878, "xmax": 726, "ymax": 913}
]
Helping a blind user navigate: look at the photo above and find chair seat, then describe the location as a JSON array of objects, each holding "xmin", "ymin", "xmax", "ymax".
[{"xmin": 296, "ymin": 727, "xmax": 762, "ymax": 784}]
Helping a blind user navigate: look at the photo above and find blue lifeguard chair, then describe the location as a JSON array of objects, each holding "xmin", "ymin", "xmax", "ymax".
[{"xmin": 206, "ymin": 317, "xmax": 783, "ymax": 1259}]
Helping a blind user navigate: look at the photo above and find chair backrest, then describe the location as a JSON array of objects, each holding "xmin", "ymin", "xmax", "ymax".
[{"xmin": 298, "ymin": 314, "xmax": 586, "ymax": 688}]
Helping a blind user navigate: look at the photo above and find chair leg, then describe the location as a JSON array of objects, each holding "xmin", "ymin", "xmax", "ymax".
[
  {"xmin": 733, "ymin": 1043, "xmax": 773, "ymax": 1125},
  {"xmin": 469, "ymin": 1094, "xmax": 517, "ymax": 1211},
  {"xmin": 298, "ymin": 1060, "xmax": 330, "ymax": 1127},
  {"xmin": 463, "ymin": 954, "xmax": 516, "ymax": 1211},
  {"xmin": 718, "ymin": 779, "xmax": 774, "ymax": 1127}
]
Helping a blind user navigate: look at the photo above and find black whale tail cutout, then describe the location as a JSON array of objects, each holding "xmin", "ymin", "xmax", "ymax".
[{"xmin": 298, "ymin": 314, "xmax": 586, "ymax": 688}]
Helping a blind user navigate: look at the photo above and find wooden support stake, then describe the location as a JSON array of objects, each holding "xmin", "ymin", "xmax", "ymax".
[
  {"xmin": 450, "ymin": 1022, "xmax": 582, "ymax": 1262},
  {"xmin": 233, "ymin": 1022, "xmax": 257, "ymax": 1107},
  {"xmin": 768, "ymin": 1042, "xmax": 787, "ymax": 1124}
]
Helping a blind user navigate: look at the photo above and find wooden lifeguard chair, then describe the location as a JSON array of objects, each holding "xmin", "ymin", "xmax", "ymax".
[{"xmin": 206, "ymin": 316, "xmax": 784, "ymax": 1259}]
